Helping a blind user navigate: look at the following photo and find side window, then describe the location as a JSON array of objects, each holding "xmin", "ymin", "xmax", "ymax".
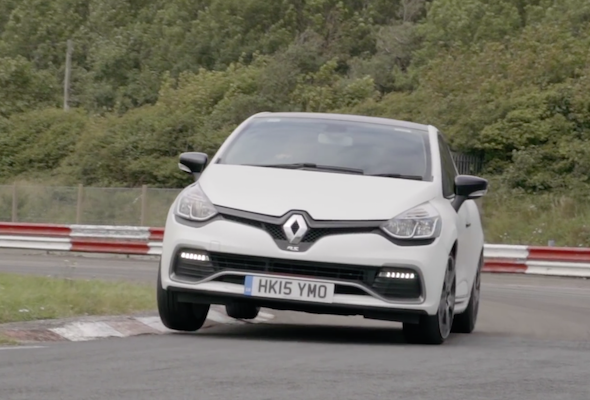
[{"xmin": 438, "ymin": 134, "xmax": 458, "ymax": 198}]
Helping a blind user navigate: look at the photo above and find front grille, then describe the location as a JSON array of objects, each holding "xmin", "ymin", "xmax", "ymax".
[
  {"xmin": 172, "ymin": 250, "xmax": 423, "ymax": 300},
  {"xmin": 209, "ymin": 252, "xmax": 376, "ymax": 282},
  {"xmin": 300, "ymin": 227, "xmax": 378, "ymax": 243},
  {"xmin": 221, "ymin": 214, "xmax": 376, "ymax": 243}
]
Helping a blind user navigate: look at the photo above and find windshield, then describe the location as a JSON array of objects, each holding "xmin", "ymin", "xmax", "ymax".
[{"xmin": 219, "ymin": 116, "xmax": 432, "ymax": 180}]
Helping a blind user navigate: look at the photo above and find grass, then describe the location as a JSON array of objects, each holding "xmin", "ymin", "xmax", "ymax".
[
  {"xmin": 481, "ymin": 185, "xmax": 590, "ymax": 247},
  {"xmin": 0, "ymin": 273, "xmax": 156, "ymax": 324}
]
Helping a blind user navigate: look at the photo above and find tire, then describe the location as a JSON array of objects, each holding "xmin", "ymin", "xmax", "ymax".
[
  {"xmin": 403, "ymin": 252, "xmax": 456, "ymax": 345},
  {"xmin": 226, "ymin": 303, "xmax": 260, "ymax": 320},
  {"xmin": 451, "ymin": 249, "xmax": 483, "ymax": 334},
  {"xmin": 157, "ymin": 265, "xmax": 210, "ymax": 332}
]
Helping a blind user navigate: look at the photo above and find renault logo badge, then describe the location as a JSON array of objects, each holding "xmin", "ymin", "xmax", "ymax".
[{"xmin": 282, "ymin": 214, "xmax": 308, "ymax": 244}]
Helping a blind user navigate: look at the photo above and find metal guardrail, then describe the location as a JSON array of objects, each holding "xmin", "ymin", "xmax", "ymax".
[{"xmin": 1, "ymin": 222, "xmax": 589, "ymax": 278}]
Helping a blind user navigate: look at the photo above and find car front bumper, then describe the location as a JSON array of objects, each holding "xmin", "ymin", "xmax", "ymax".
[{"xmin": 160, "ymin": 213, "xmax": 450, "ymax": 317}]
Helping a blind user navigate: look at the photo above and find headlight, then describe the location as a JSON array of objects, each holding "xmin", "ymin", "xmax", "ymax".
[
  {"xmin": 381, "ymin": 203, "xmax": 441, "ymax": 240},
  {"xmin": 174, "ymin": 183, "xmax": 218, "ymax": 221}
]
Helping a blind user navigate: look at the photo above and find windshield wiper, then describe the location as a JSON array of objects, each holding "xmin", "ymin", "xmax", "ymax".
[
  {"xmin": 245, "ymin": 163, "xmax": 365, "ymax": 175},
  {"xmin": 245, "ymin": 163, "xmax": 423, "ymax": 180},
  {"xmin": 366, "ymin": 173, "xmax": 424, "ymax": 181}
]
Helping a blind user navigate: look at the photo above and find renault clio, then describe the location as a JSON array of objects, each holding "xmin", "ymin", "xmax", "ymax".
[{"xmin": 157, "ymin": 112, "xmax": 488, "ymax": 345}]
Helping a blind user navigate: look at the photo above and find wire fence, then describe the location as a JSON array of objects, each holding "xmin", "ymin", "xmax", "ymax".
[
  {"xmin": 0, "ymin": 184, "xmax": 182, "ymax": 226},
  {"xmin": 453, "ymin": 152, "xmax": 483, "ymax": 175},
  {"xmin": 0, "ymin": 155, "xmax": 483, "ymax": 226}
]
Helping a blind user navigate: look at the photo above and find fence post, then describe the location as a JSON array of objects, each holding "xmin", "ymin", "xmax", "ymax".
[
  {"xmin": 140, "ymin": 185, "xmax": 147, "ymax": 226},
  {"xmin": 11, "ymin": 184, "xmax": 17, "ymax": 222},
  {"xmin": 76, "ymin": 184, "xmax": 83, "ymax": 224}
]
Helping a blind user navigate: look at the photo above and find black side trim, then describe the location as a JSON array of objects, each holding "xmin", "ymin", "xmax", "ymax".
[{"xmin": 175, "ymin": 206, "xmax": 436, "ymax": 248}]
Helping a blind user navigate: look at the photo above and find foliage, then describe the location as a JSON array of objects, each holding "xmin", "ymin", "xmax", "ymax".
[
  {"xmin": 0, "ymin": 56, "xmax": 57, "ymax": 117},
  {"xmin": 0, "ymin": 0, "xmax": 589, "ymax": 201},
  {"xmin": 0, "ymin": 108, "xmax": 87, "ymax": 181}
]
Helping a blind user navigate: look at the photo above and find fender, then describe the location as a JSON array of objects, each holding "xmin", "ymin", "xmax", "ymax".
[
  {"xmin": 430, "ymin": 198, "xmax": 460, "ymax": 256},
  {"xmin": 438, "ymin": 223, "xmax": 459, "ymax": 257}
]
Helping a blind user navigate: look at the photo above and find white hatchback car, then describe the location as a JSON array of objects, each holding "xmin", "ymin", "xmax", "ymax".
[{"xmin": 157, "ymin": 112, "xmax": 488, "ymax": 344}]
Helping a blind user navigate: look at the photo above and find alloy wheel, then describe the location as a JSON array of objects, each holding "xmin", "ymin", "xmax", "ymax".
[
  {"xmin": 438, "ymin": 256, "xmax": 456, "ymax": 338},
  {"xmin": 471, "ymin": 257, "xmax": 482, "ymax": 321}
]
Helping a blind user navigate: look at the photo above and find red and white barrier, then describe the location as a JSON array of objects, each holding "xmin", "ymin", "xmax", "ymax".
[
  {"xmin": 0, "ymin": 223, "xmax": 162, "ymax": 255},
  {"xmin": 1, "ymin": 222, "xmax": 589, "ymax": 278},
  {"xmin": 484, "ymin": 244, "xmax": 590, "ymax": 277},
  {"xmin": 0, "ymin": 223, "xmax": 164, "ymax": 241}
]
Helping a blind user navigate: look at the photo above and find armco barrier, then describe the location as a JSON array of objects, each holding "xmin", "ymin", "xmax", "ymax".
[
  {"xmin": 0, "ymin": 222, "xmax": 589, "ymax": 278},
  {"xmin": 0, "ymin": 222, "xmax": 163, "ymax": 255}
]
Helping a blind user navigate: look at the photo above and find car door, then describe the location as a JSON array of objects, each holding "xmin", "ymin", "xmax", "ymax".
[{"xmin": 437, "ymin": 134, "xmax": 473, "ymax": 301}]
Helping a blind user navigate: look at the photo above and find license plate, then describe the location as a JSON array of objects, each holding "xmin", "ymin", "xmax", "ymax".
[{"xmin": 244, "ymin": 275, "xmax": 334, "ymax": 303}]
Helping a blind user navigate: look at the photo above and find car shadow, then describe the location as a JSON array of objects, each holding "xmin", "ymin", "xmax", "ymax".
[{"xmin": 179, "ymin": 322, "xmax": 466, "ymax": 346}]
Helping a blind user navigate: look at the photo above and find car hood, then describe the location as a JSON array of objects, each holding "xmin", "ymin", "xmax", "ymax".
[{"xmin": 198, "ymin": 164, "xmax": 439, "ymax": 220}]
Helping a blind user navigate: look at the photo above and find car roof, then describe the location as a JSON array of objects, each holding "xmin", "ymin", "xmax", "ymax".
[{"xmin": 251, "ymin": 112, "xmax": 431, "ymax": 132}]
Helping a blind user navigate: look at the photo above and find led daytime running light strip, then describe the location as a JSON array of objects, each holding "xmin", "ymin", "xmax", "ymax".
[{"xmin": 180, "ymin": 252, "xmax": 209, "ymax": 262}]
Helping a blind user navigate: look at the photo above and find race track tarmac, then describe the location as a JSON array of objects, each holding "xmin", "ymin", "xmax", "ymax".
[{"xmin": 1, "ymin": 250, "xmax": 589, "ymax": 400}]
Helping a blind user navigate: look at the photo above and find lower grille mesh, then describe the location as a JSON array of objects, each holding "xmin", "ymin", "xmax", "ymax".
[
  {"xmin": 209, "ymin": 253, "xmax": 374, "ymax": 282},
  {"xmin": 171, "ymin": 250, "xmax": 422, "ymax": 300}
]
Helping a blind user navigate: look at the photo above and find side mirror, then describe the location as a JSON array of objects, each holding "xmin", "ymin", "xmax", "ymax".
[
  {"xmin": 451, "ymin": 175, "xmax": 488, "ymax": 211},
  {"xmin": 179, "ymin": 152, "xmax": 208, "ymax": 181}
]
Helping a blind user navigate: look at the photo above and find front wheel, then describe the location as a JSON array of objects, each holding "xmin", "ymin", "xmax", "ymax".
[
  {"xmin": 157, "ymin": 265, "xmax": 210, "ymax": 332},
  {"xmin": 403, "ymin": 252, "xmax": 456, "ymax": 345}
]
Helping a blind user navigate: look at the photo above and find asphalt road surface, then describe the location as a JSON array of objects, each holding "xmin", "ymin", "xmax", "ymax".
[{"xmin": 1, "ymin": 249, "xmax": 589, "ymax": 400}]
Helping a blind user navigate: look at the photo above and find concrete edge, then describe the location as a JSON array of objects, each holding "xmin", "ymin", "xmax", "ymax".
[{"xmin": 0, "ymin": 306, "xmax": 276, "ymax": 345}]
